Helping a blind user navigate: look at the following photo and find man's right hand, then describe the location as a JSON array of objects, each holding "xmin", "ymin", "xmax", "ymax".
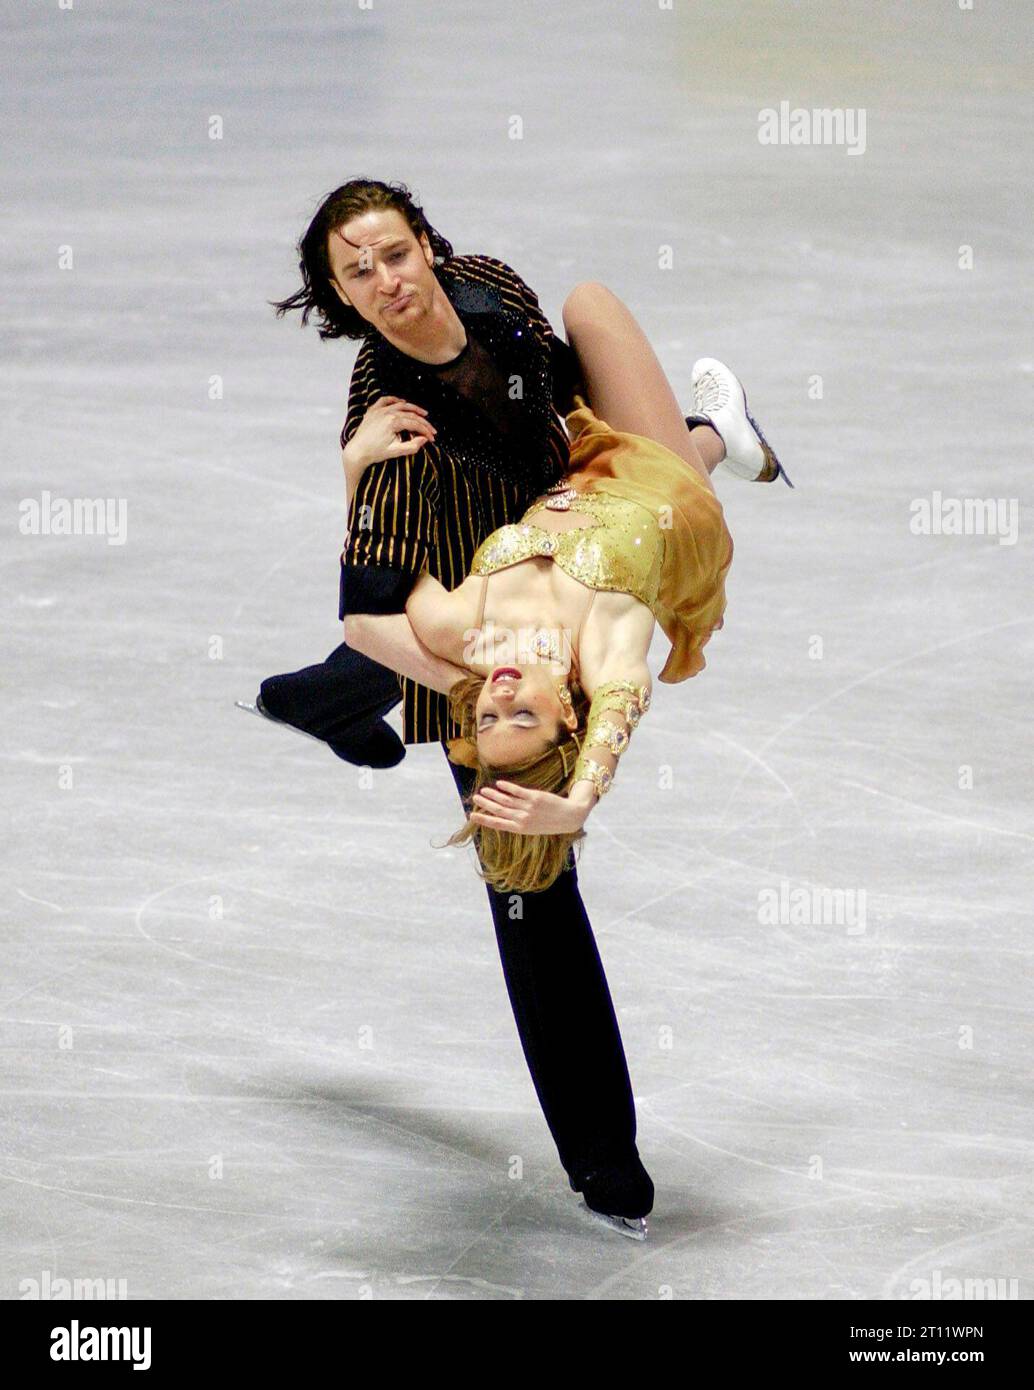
[{"xmin": 344, "ymin": 395, "xmax": 437, "ymax": 473}]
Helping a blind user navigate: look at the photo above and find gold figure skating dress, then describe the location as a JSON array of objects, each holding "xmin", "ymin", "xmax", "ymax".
[{"xmin": 469, "ymin": 395, "xmax": 734, "ymax": 682}]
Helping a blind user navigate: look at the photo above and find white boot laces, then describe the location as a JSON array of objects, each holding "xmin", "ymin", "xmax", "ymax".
[{"xmin": 694, "ymin": 367, "xmax": 731, "ymax": 416}]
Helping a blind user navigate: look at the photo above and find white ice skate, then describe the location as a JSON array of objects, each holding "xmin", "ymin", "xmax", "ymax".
[{"xmin": 691, "ymin": 357, "xmax": 794, "ymax": 487}]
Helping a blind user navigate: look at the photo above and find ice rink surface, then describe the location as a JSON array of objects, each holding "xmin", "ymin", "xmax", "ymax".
[{"xmin": 2, "ymin": 0, "xmax": 1032, "ymax": 1299}]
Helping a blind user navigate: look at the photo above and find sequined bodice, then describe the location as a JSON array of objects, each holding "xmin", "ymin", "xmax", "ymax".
[{"xmin": 469, "ymin": 489, "xmax": 665, "ymax": 607}]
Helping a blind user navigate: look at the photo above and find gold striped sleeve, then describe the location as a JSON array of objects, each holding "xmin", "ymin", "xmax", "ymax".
[
  {"xmin": 343, "ymin": 446, "xmax": 440, "ymax": 576},
  {"xmin": 341, "ymin": 338, "xmax": 377, "ymax": 448}
]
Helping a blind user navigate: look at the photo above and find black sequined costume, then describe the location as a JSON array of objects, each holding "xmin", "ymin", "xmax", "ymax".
[{"xmin": 339, "ymin": 253, "xmax": 583, "ymax": 744}]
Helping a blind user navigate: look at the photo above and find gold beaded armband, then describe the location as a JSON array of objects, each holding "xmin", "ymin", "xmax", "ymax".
[{"xmin": 571, "ymin": 680, "xmax": 651, "ymax": 798}]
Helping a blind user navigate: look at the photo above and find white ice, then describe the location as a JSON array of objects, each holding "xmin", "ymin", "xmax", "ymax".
[{"xmin": 2, "ymin": 0, "xmax": 1032, "ymax": 1300}]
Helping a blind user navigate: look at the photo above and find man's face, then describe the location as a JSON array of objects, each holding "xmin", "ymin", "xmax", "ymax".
[{"xmin": 326, "ymin": 208, "xmax": 438, "ymax": 336}]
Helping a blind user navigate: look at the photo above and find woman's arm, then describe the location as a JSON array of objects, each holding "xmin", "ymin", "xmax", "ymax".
[
  {"xmin": 568, "ymin": 657, "xmax": 653, "ymax": 808},
  {"xmin": 343, "ymin": 611, "xmax": 468, "ymax": 697}
]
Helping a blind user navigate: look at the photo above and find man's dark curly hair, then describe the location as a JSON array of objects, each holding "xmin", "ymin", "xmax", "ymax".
[{"xmin": 270, "ymin": 179, "xmax": 455, "ymax": 341}]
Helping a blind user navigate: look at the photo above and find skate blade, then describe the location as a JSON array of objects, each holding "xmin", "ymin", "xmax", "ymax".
[
  {"xmin": 233, "ymin": 699, "xmax": 326, "ymax": 746},
  {"xmin": 740, "ymin": 381, "xmax": 794, "ymax": 489},
  {"xmin": 578, "ymin": 1199, "xmax": 648, "ymax": 1241},
  {"xmin": 754, "ymin": 428, "xmax": 794, "ymax": 488}
]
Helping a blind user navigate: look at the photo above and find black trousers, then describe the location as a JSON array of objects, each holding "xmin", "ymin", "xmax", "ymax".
[
  {"xmin": 261, "ymin": 638, "xmax": 653, "ymax": 1215},
  {"xmin": 443, "ymin": 747, "xmax": 653, "ymax": 1213},
  {"xmin": 259, "ymin": 639, "xmax": 406, "ymax": 767}
]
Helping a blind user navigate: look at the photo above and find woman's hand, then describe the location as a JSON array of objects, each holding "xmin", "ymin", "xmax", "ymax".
[
  {"xmin": 470, "ymin": 781, "xmax": 595, "ymax": 836},
  {"xmin": 344, "ymin": 395, "xmax": 437, "ymax": 474}
]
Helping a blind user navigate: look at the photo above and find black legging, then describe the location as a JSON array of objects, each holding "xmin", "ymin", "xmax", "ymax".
[{"xmin": 443, "ymin": 745, "xmax": 654, "ymax": 1217}]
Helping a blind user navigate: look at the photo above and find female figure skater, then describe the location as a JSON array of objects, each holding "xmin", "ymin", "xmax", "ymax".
[
  {"xmin": 422, "ymin": 381, "xmax": 732, "ymax": 895},
  {"xmin": 345, "ymin": 291, "xmax": 784, "ymax": 900}
]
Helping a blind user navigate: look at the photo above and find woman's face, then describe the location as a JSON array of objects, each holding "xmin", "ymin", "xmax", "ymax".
[{"xmin": 475, "ymin": 665, "xmax": 577, "ymax": 767}]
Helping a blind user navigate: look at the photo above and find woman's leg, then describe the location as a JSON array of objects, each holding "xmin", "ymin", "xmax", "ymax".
[{"xmin": 561, "ymin": 281, "xmax": 723, "ymax": 495}]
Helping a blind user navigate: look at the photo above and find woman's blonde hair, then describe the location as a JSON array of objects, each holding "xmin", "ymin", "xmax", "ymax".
[{"xmin": 443, "ymin": 670, "xmax": 591, "ymax": 894}]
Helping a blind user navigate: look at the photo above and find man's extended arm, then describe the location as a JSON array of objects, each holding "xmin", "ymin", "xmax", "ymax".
[{"xmin": 343, "ymin": 610, "xmax": 467, "ymax": 697}]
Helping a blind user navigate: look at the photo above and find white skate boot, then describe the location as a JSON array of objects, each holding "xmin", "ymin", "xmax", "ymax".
[{"xmin": 691, "ymin": 357, "xmax": 794, "ymax": 487}]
